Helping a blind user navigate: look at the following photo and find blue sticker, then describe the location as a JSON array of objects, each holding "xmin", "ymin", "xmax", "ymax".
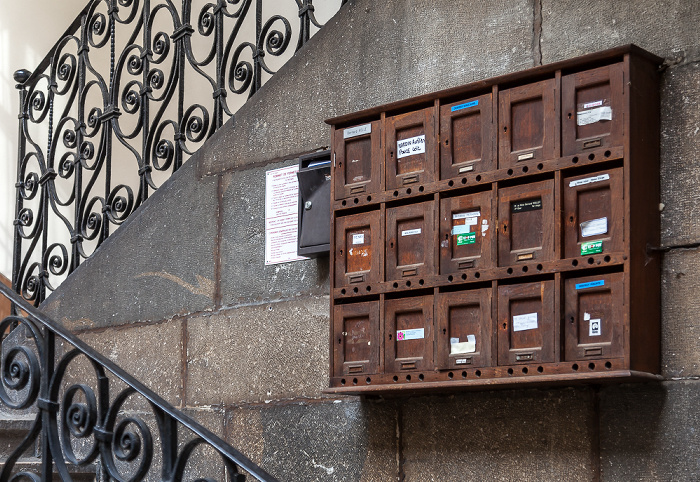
[
  {"xmin": 451, "ymin": 100, "xmax": 479, "ymax": 112},
  {"xmin": 575, "ymin": 280, "xmax": 605, "ymax": 290}
]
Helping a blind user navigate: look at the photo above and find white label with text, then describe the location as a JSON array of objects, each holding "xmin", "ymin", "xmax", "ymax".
[
  {"xmin": 352, "ymin": 233, "xmax": 365, "ymax": 245},
  {"xmin": 397, "ymin": 135, "xmax": 426, "ymax": 159},
  {"xmin": 513, "ymin": 312, "xmax": 538, "ymax": 332},
  {"xmin": 401, "ymin": 228, "xmax": 422, "ymax": 237}
]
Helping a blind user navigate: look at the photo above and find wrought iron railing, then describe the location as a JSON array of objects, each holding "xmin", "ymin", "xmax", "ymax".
[
  {"xmin": 0, "ymin": 281, "xmax": 277, "ymax": 481},
  {"xmin": 13, "ymin": 0, "xmax": 345, "ymax": 305}
]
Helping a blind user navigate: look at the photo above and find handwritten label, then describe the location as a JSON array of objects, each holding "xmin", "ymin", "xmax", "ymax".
[
  {"xmin": 576, "ymin": 280, "xmax": 605, "ymax": 290},
  {"xmin": 343, "ymin": 123, "xmax": 372, "ymax": 139},
  {"xmin": 451, "ymin": 100, "xmax": 479, "ymax": 112},
  {"xmin": 569, "ymin": 173, "xmax": 610, "ymax": 187},
  {"xmin": 401, "ymin": 228, "xmax": 422, "ymax": 236},
  {"xmin": 352, "ymin": 233, "xmax": 365, "ymax": 245},
  {"xmin": 397, "ymin": 135, "xmax": 426, "ymax": 159},
  {"xmin": 397, "ymin": 328, "xmax": 424, "ymax": 341},
  {"xmin": 513, "ymin": 312, "xmax": 538, "ymax": 332},
  {"xmin": 581, "ymin": 217, "xmax": 608, "ymax": 237}
]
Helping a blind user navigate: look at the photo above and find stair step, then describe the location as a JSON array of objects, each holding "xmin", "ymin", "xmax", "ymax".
[
  {"xmin": 0, "ymin": 460, "xmax": 96, "ymax": 481},
  {"xmin": 0, "ymin": 416, "xmax": 39, "ymax": 459}
]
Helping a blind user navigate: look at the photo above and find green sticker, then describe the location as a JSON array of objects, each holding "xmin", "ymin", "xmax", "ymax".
[
  {"xmin": 581, "ymin": 240, "xmax": 603, "ymax": 255},
  {"xmin": 456, "ymin": 232, "xmax": 476, "ymax": 246}
]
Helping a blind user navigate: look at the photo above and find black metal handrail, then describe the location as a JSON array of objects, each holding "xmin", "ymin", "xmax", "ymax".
[
  {"xmin": 13, "ymin": 0, "xmax": 345, "ymax": 306},
  {"xmin": 0, "ymin": 281, "xmax": 278, "ymax": 481}
]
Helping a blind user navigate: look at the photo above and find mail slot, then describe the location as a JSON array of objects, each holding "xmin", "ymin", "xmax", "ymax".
[
  {"xmin": 440, "ymin": 191, "xmax": 494, "ymax": 274},
  {"xmin": 436, "ymin": 289, "xmax": 492, "ymax": 369},
  {"xmin": 497, "ymin": 280, "xmax": 555, "ymax": 365},
  {"xmin": 385, "ymin": 107, "xmax": 437, "ymax": 190},
  {"xmin": 498, "ymin": 180, "xmax": 555, "ymax": 266},
  {"xmin": 386, "ymin": 201, "xmax": 435, "ymax": 281},
  {"xmin": 334, "ymin": 120, "xmax": 382, "ymax": 200},
  {"xmin": 498, "ymin": 79, "xmax": 556, "ymax": 168},
  {"xmin": 562, "ymin": 64, "xmax": 624, "ymax": 156},
  {"xmin": 564, "ymin": 273, "xmax": 624, "ymax": 361},
  {"xmin": 440, "ymin": 94, "xmax": 495, "ymax": 179},
  {"xmin": 297, "ymin": 150, "xmax": 331, "ymax": 257},
  {"xmin": 334, "ymin": 210, "xmax": 381, "ymax": 287},
  {"xmin": 333, "ymin": 301, "xmax": 380, "ymax": 376},
  {"xmin": 385, "ymin": 295, "xmax": 434, "ymax": 373},
  {"xmin": 564, "ymin": 168, "xmax": 623, "ymax": 258}
]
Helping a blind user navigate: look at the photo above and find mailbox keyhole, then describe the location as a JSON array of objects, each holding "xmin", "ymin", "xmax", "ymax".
[
  {"xmin": 502, "ymin": 323, "xmax": 507, "ymax": 329},
  {"xmin": 390, "ymin": 242, "xmax": 394, "ymax": 248},
  {"xmin": 503, "ymin": 126, "xmax": 508, "ymax": 132},
  {"xmin": 338, "ymin": 338, "xmax": 342, "ymax": 344},
  {"xmin": 390, "ymin": 151, "xmax": 394, "ymax": 158},
  {"xmin": 569, "ymin": 316, "xmax": 574, "ymax": 323},
  {"xmin": 503, "ymin": 224, "xmax": 508, "ymax": 233},
  {"xmin": 389, "ymin": 334, "xmax": 392, "ymax": 340},
  {"xmin": 445, "ymin": 234, "xmax": 448, "ymax": 240},
  {"xmin": 339, "ymin": 249, "xmax": 344, "ymax": 256},
  {"xmin": 568, "ymin": 112, "xmax": 572, "ymax": 119},
  {"xmin": 442, "ymin": 328, "xmax": 446, "ymax": 334},
  {"xmin": 338, "ymin": 162, "xmax": 342, "ymax": 168},
  {"xmin": 445, "ymin": 139, "xmax": 449, "ymax": 146},
  {"xmin": 569, "ymin": 216, "xmax": 574, "ymax": 223}
]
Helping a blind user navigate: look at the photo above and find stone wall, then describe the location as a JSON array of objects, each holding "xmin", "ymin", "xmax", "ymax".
[{"xmin": 42, "ymin": 0, "xmax": 700, "ymax": 480}]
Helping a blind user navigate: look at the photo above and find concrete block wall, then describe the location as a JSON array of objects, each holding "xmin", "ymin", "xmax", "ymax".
[{"xmin": 41, "ymin": 0, "xmax": 700, "ymax": 480}]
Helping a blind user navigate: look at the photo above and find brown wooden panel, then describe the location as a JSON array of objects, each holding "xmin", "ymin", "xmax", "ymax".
[
  {"xmin": 436, "ymin": 289, "xmax": 492, "ymax": 369},
  {"xmin": 498, "ymin": 180, "xmax": 555, "ymax": 266},
  {"xmin": 498, "ymin": 281, "xmax": 555, "ymax": 365},
  {"xmin": 499, "ymin": 79, "xmax": 556, "ymax": 168},
  {"xmin": 333, "ymin": 301, "xmax": 380, "ymax": 376},
  {"xmin": 440, "ymin": 94, "xmax": 494, "ymax": 179},
  {"xmin": 564, "ymin": 273, "xmax": 625, "ymax": 361},
  {"xmin": 386, "ymin": 201, "xmax": 435, "ymax": 281},
  {"xmin": 385, "ymin": 296, "xmax": 434, "ymax": 372},
  {"xmin": 334, "ymin": 211, "xmax": 381, "ymax": 287},
  {"xmin": 562, "ymin": 63, "xmax": 625, "ymax": 156},
  {"xmin": 334, "ymin": 120, "xmax": 382, "ymax": 200},
  {"xmin": 385, "ymin": 107, "xmax": 437, "ymax": 190},
  {"xmin": 564, "ymin": 168, "xmax": 624, "ymax": 258},
  {"xmin": 439, "ymin": 191, "xmax": 494, "ymax": 274}
]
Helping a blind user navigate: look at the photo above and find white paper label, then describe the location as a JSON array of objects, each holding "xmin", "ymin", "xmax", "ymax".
[
  {"xmin": 264, "ymin": 165, "xmax": 308, "ymax": 265},
  {"xmin": 455, "ymin": 358, "xmax": 468, "ymax": 365},
  {"xmin": 451, "ymin": 225, "xmax": 473, "ymax": 235},
  {"xmin": 397, "ymin": 135, "xmax": 426, "ymax": 159},
  {"xmin": 577, "ymin": 106, "xmax": 613, "ymax": 126},
  {"xmin": 453, "ymin": 211, "xmax": 480, "ymax": 220},
  {"xmin": 569, "ymin": 173, "xmax": 610, "ymax": 187},
  {"xmin": 584, "ymin": 312, "xmax": 591, "ymax": 321},
  {"xmin": 450, "ymin": 335, "xmax": 476, "ymax": 354},
  {"xmin": 352, "ymin": 233, "xmax": 365, "ymax": 245},
  {"xmin": 513, "ymin": 312, "xmax": 538, "ymax": 332},
  {"xmin": 397, "ymin": 328, "xmax": 424, "ymax": 341},
  {"xmin": 589, "ymin": 318, "xmax": 602, "ymax": 336},
  {"xmin": 401, "ymin": 228, "xmax": 422, "ymax": 237},
  {"xmin": 581, "ymin": 217, "xmax": 608, "ymax": 237},
  {"xmin": 583, "ymin": 100, "xmax": 603, "ymax": 109},
  {"xmin": 343, "ymin": 123, "xmax": 372, "ymax": 139}
]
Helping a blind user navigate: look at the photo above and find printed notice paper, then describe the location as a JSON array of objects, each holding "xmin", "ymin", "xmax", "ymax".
[
  {"xmin": 265, "ymin": 165, "xmax": 308, "ymax": 265},
  {"xmin": 513, "ymin": 312, "xmax": 538, "ymax": 332}
]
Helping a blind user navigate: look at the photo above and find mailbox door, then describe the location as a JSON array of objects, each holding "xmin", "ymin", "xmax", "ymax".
[
  {"xmin": 564, "ymin": 273, "xmax": 625, "ymax": 361},
  {"xmin": 439, "ymin": 191, "xmax": 494, "ymax": 273},
  {"xmin": 386, "ymin": 108, "xmax": 437, "ymax": 190},
  {"xmin": 562, "ymin": 64, "xmax": 624, "ymax": 156},
  {"xmin": 385, "ymin": 296, "xmax": 434, "ymax": 372},
  {"xmin": 440, "ymin": 94, "xmax": 494, "ymax": 179},
  {"xmin": 333, "ymin": 301, "xmax": 380, "ymax": 376},
  {"xmin": 334, "ymin": 121, "xmax": 382, "ymax": 200},
  {"xmin": 498, "ymin": 180, "xmax": 555, "ymax": 266},
  {"xmin": 386, "ymin": 201, "xmax": 435, "ymax": 281},
  {"xmin": 437, "ymin": 289, "xmax": 492, "ymax": 369},
  {"xmin": 498, "ymin": 281, "xmax": 555, "ymax": 365},
  {"xmin": 499, "ymin": 79, "xmax": 556, "ymax": 168},
  {"xmin": 334, "ymin": 211, "xmax": 381, "ymax": 287},
  {"xmin": 564, "ymin": 168, "xmax": 623, "ymax": 258}
]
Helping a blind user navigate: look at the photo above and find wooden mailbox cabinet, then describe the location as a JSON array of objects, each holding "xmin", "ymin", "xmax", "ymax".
[{"xmin": 325, "ymin": 45, "xmax": 662, "ymax": 395}]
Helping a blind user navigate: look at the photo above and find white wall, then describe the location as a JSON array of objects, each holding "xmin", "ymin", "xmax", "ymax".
[{"xmin": 0, "ymin": 0, "xmax": 88, "ymax": 280}]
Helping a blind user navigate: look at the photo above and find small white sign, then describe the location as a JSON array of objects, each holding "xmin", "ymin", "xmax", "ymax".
[
  {"xmin": 581, "ymin": 217, "xmax": 608, "ymax": 237},
  {"xmin": 352, "ymin": 233, "xmax": 365, "ymax": 245},
  {"xmin": 569, "ymin": 173, "xmax": 610, "ymax": 187},
  {"xmin": 513, "ymin": 312, "xmax": 538, "ymax": 332},
  {"xmin": 589, "ymin": 318, "xmax": 602, "ymax": 336},
  {"xmin": 451, "ymin": 225, "xmax": 473, "ymax": 235},
  {"xmin": 453, "ymin": 211, "xmax": 481, "ymax": 220},
  {"xmin": 343, "ymin": 123, "xmax": 372, "ymax": 139},
  {"xmin": 577, "ymin": 106, "xmax": 613, "ymax": 126},
  {"xmin": 397, "ymin": 328, "xmax": 424, "ymax": 341},
  {"xmin": 401, "ymin": 228, "xmax": 422, "ymax": 237},
  {"xmin": 583, "ymin": 100, "xmax": 603, "ymax": 109},
  {"xmin": 265, "ymin": 165, "xmax": 308, "ymax": 265},
  {"xmin": 397, "ymin": 135, "xmax": 426, "ymax": 159}
]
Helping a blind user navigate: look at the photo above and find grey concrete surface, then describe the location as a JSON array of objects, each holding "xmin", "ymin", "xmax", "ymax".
[
  {"xmin": 199, "ymin": 0, "xmax": 535, "ymax": 176},
  {"xmin": 41, "ymin": 159, "xmax": 218, "ymax": 329},
  {"xmin": 660, "ymin": 61, "xmax": 700, "ymax": 244},
  {"xmin": 540, "ymin": 0, "xmax": 700, "ymax": 64},
  {"xmin": 186, "ymin": 296, "xmax": 330, "ymax": 406},
  {"xmin": 401, "ymin": 388, "xmax": 595, "ymax": 481},
  {"xmin": 225, "ymin": 398, "xmax": 397, "ymax": 482},
  {"xmin": 600, "ymin": 380, "xmax": 700, "ymax": 481},
  {"xmin": 661, "ymin": 249, "xmax": 700, "ymax": 378},
  {"xmin": 219, "ymin": 159, "xmax": 330, "ymax": 306}
]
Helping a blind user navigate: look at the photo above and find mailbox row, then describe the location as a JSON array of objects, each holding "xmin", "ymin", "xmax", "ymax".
[
  {"xmin": 334, "ymin": 63, "xmax": 624, "ymax": 200},
  {"xmin": 336, "ymin": 167, "xmax": 622, "ymax": 287},
  {"xmin": 333, "ymin": 272, "xmax": 624, "ymax": 378}
]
